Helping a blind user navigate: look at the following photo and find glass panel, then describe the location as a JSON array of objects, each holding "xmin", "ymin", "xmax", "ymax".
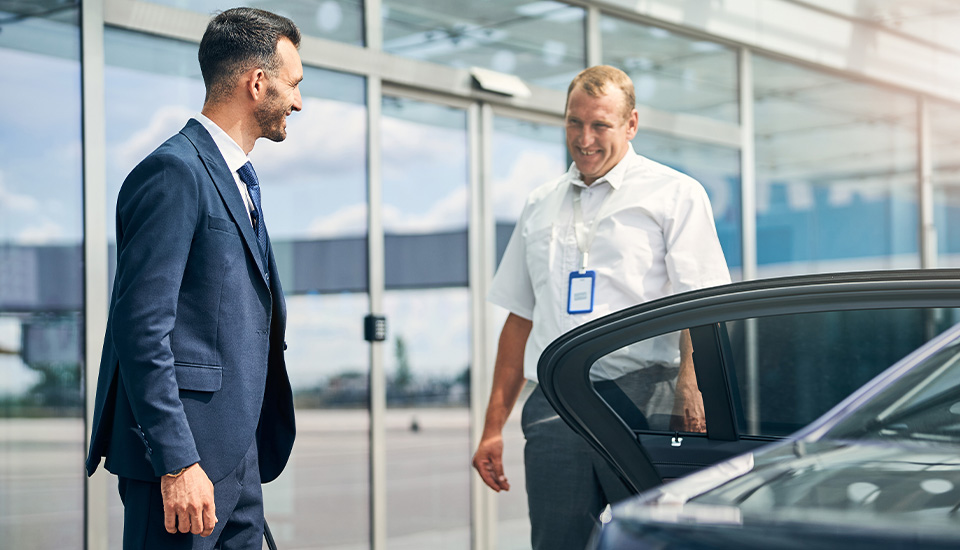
[
  {"xmin": 601, "ymin": 16, "xmax": 738, "ymax": 123},
  {"xmin": 382, "ymin": 0, "xmax": 585, "ymax": 91},
  {"xmin": 381, "ymin": 97, "xmax": 471, "ymax": 548},
  {"xmin": 490, "ymin": 116, "xmax": 565, "ymax": 548},
  {"xmin": 753, "ymin": 55, "xmax": 918, "ymax": 276},
  {"xmin": 588, "ymin": 308, "xmax": 960, "ymax": 442},
  {"xmin": 138, "ymin": 0, "xmax": 365, "ymax": 46},
  {"xmin": 492, "ymin": 116, "xmax": 566, "ymax": 265},
  {"xmin": 930, "ymin": 100, "xmax": 960, "ymax": 268},
  {"xmin": 633, "ymin": 131, "xmax": 742, "ymax": 277},
  {"xmin": 0, "ymin": 4, "xmax": 84, "ymax": 549},
  {"xmin": 105, "ymin": 29, "xmax": 371, "ymax": 548},
  {"xmin": 590, "ymin": 330, "xmax": 702, "ymax": 434},
  {"xmin": 727, "ymin": 308, "xmax": 960, "ymax": 438}
]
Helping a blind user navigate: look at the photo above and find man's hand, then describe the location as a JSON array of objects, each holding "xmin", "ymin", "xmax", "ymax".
[
  {"xmin": 671, "ymin": 384, "xmax": 706, "ymax": 433},
  {"xmin": 159, "ymin": 463, "xmax": 217, "ymax": 536},
  {"xmin": 473, "ymin": 434, "xmax": 510, "ymax": 492}
]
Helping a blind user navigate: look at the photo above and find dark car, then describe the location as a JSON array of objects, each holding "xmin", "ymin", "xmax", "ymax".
[{"xmin": 538, "ymin": 269, "xmax": 960, "ymax": 549}]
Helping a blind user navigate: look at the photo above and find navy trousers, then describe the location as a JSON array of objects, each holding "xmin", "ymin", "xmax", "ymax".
[{"xmin": 118, "ymin": 440, "xmax": 263, "ymax": 550}]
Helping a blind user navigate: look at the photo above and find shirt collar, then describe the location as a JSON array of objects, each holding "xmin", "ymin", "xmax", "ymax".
[
  {"xmin": 193, "ymin": 113, "xmax": 250, "ymax": 175},
  {"xmin": 562, "ymin": 143, "xmax": 637, "ymax": 191}
]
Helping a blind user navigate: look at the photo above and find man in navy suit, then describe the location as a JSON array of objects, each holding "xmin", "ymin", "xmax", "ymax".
[{"xmin": 85, "ymin": 8, "xmax": 303, "ymax": 548}]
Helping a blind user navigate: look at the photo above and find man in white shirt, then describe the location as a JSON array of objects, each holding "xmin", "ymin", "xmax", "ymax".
[{"xmin": 472, "ymin": 65, "xmax": 730, "ymax": 550}]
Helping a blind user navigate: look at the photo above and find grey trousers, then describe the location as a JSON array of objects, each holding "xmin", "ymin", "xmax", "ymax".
[{"xmin": 521, "ymin": 385, "xmax": 633, "ymax": 550}]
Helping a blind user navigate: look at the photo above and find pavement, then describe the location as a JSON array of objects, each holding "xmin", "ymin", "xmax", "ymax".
[{"xmin": 0, "ymin": 408, "xmax": 531, "ymax": 549}]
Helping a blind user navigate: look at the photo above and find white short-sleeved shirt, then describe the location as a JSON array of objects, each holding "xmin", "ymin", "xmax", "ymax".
[{"xmin": 489, "ymin": 145, "xmax": 731, "ymax": 382}]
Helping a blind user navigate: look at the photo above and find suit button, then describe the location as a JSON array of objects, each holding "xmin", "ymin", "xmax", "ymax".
[{"xmin": 283, "ymin": 342, "xmax": 288, "ymax": 351}]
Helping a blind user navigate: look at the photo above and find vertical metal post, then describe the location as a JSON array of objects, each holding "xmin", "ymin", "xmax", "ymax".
[
  {"xmin": 739, "ymin": 48, "xmax": 757, "ymax": 283},
  {"xmin": 82, "ymin": 1, "xmax": 110, "ymax": 549},
  {"xmin": 366, "ymin": 76, "xmax": 387, "ymax": 550},
  {"xmin": 918, "ymin": 96, "xmax": 936, "ymax": 269},
  {"xmin": 738, "ymin": 48, "xmax": 761, "ymax": 433},
  {"xmin": 364, "ymin": 2, "xmax": 387, "ymax": 548},
  {"xmin": 469, "ymin": 103, "xmax": 495, "ymax": 550},
  {"xmin": 586, "ymin": 6, "xmax": 602, "ymax": 68}
]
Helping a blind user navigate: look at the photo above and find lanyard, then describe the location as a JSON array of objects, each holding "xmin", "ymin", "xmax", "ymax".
[{"xmin": 572, "ymin": 182, "xmax": 616, "ymax": 273}]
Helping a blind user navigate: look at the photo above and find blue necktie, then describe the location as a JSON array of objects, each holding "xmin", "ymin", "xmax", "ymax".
[{"xmin": 237, "ymin": 161, "xmax": 268, "ymax": 264}]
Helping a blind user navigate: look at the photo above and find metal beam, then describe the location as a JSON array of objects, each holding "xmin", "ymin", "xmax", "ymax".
[{"xmin": 81, "ymin": 0, "xmax": 109, "ymax": 549}]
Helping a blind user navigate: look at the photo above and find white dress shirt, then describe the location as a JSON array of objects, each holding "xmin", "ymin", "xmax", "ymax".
[
  {"xmin": 489, "ymin": 145, "xmax": 731, "ymax": 382},
  {"xmin": 193, "ymin": 113, "xmax": 256, "ymax": 228}
]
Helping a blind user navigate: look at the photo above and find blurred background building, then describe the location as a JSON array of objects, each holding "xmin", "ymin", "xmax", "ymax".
[{"xmin": 3, "ymin": 0, "xmax": 960, "ymax": 548}]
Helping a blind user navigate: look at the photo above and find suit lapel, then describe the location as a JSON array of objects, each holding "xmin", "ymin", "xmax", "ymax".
[{"xmin": 180, "ymin": 120, "xmax": 269, "ymax": 284}]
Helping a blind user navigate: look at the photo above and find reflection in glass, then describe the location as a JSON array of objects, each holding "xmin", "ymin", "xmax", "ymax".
[
  {"xmin": 633, "ymin": 131, "xmax": 742, "ymax": 276},
  {"xmin": 138, "ymin": 0, "xmax": 365, "ymax": 45},
  {"xmin": 383, "ymin": 0, "xmax": 585, "ymax": 90},
  {"xmin": 601, "ymin": 15, "xmax": 738, "ymax": 123},
  {"xmin": 382, "ymin": 97, "xmax": 472, "ymax": 547},
  {"xmin": 0, "ymin": 6, "xmax": 84, "ymax": 550},
  {"xmin": 104, "ymin": 29, "xmax": 370, "ymax": 549},
  {"xmin": 492, "ymin": 116, "xmax": 566, "ymax": 265},
  {"xmin": 930, "ymin": 100, "xmax": 960, "ymax": 267},
  {"xmin": 725, "ymin": 308, "xmax": 960, "ymax": 437},
  {"xmin": 753, "ymin": 55, "xmax": 918, "ymax": 276},
  {"xmin": 590, "ymin": 330, "xmax": 703, "ymax": 434}
]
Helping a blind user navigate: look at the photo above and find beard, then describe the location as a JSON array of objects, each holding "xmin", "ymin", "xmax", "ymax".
[{"xmin": 254, "ymin": 84, "xmax": 288, "ymax": 142}]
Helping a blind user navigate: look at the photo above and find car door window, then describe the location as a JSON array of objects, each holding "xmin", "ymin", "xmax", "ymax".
[
  {"xmin": 586, "ymin": 308, "xmax": 960, "ymax": 441},
  {"xmin": 589, "ymin": 329, "xmax": 701, "ymax": 433},
  {"xmin": 727, "ymin": 308, "xmax": 960, "ymax": 438}
]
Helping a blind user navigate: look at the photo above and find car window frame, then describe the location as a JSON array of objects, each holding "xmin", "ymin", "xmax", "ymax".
[{"xmin": 538, "ymin": 269, "xmax": 960, "ymax": 494}]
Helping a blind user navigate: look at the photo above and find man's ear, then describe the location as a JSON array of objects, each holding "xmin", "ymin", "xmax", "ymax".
[
  {"xmin": 243, "ymin": 68, "xmax": 267, "ymax": 101},
  {"xmin": 625, "ymin": 108, "xmax": 639, "ymax": 140}
]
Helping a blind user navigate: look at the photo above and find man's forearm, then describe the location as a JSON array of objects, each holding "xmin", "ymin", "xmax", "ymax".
[{"xmin": 481, "ymin": 313, "xmax": 532, "ymax": 437}]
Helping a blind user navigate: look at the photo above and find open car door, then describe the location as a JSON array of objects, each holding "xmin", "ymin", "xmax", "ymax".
[{"xmin": 537, "ymin": 269, "xmax": 960, "ymax": 495}]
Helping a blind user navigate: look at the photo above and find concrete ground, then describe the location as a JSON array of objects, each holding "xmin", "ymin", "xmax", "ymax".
[{"xmin": 0, "ymin": 408, "xmax": 531, "ymax": 550}]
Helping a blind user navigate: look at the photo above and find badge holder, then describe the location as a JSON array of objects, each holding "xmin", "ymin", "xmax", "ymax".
[{"xmin": 567, "ymin": 270, "xmax": 596, "ymax": 314}]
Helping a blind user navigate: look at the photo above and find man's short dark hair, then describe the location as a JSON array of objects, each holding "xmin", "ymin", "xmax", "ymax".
[{"xmin": 198, "ymin": 7, "xmax": 301, "ymax": 104}]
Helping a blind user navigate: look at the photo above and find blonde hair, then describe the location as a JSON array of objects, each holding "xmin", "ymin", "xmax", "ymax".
[{"xmin": 566, "ymin": 65, "xmax": 636, "ymax": 121}]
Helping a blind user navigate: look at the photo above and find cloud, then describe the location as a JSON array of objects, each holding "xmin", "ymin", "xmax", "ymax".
[
  {"xmin": 380, "ymin": 114, "xmax": 468, "ymax": 182},
  {"xmin": 17, "ymin": 218, "xmax": 67, "ymax": 245},
  {"xmin": 306, "ymin": 202, "xmax": 367, "ymax": 238},
  {"xmin": 0, "ymin": 173, "xmax": 40, "ymax": 213},
  {"xmin": 491, "ymin": 149, "xmax": 566, "ymax": 219},
  {"xmin": 114, "ymin": 104, "xmax": 195, "ymax": 174},
  {"xmin": 252, "ymin": 99, "xmax": 367, "ymax": 183},
  {"xmin": 382, "ymin": 185, "xmax": 469, "ymax": 234}
]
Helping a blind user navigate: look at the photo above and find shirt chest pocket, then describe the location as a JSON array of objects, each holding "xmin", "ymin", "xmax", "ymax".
[{"xmin": 523, "ymin": 224, "xmax": 554, "ymax": 291}]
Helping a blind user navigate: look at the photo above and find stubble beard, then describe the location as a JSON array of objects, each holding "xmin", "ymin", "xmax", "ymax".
[{"xmin": 255, "ymin": 84, "xmax": 288, "ymax": 143}]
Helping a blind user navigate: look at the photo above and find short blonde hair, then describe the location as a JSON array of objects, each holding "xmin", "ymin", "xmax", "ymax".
[{"xmin": 566, "ymin": 65, "xmax": 636, "ymax": 121}]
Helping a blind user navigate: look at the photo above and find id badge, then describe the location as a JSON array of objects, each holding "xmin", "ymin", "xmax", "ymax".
[{"xmin": 567, "ymin": 270, "xmax": 596, "ymax": 314}]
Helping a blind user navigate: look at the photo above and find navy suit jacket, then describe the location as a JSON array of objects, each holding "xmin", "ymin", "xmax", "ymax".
[{"xmin": 85, "ymin": 119, "xmax": 295, "ymax": 484}]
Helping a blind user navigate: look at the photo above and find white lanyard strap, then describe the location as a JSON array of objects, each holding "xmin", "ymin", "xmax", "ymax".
[{"xmin": 572, "ymin": 183, "xmax": 616, "ymax": 272}]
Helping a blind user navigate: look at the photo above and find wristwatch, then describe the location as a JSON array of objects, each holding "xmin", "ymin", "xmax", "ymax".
[{"xmin": 165, "ymin": 465, "xmax": 191, "ymax": 478}]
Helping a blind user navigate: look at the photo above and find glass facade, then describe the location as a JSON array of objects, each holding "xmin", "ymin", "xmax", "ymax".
[
  {"xmin": 381, "ymin": 97, "xmax": 472, "ymax": 547},
  {"xmin": 141, "ymin": 0, "xmax": 365, "ymax": 45},
  {"xmin": 4, "ymin": 1, "xmax": 960, "ymax": 549},
  {"xmin": 754, "ymin": 55, "xmax": 919, "ymax": 276},
  {"xmin": 601, "ymin": 15, "xmax": 739, "ymax": 123},
  {"xmin": 632, "ymin": 131, "xmax": 743, "ymax": 276},
  {"xmin": 383, "ymin": 0, "xmax": 586, "ymax": 90},
  {"xmin": 930, "ymin": 100, "xmax": 960, "ymax": 267},
  {"xmin": 0, "ymin": 4, "xmax": 84, "ymax": 549}
]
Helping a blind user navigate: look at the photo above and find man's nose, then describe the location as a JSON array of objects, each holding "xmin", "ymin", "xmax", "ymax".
[
  {"xmin": 576, "ymin": 127, "xmax": 595, "ymax": 147},
  {"xmin": 292, "ymin": 88, "xmax": 303, "ymax": 112}
]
